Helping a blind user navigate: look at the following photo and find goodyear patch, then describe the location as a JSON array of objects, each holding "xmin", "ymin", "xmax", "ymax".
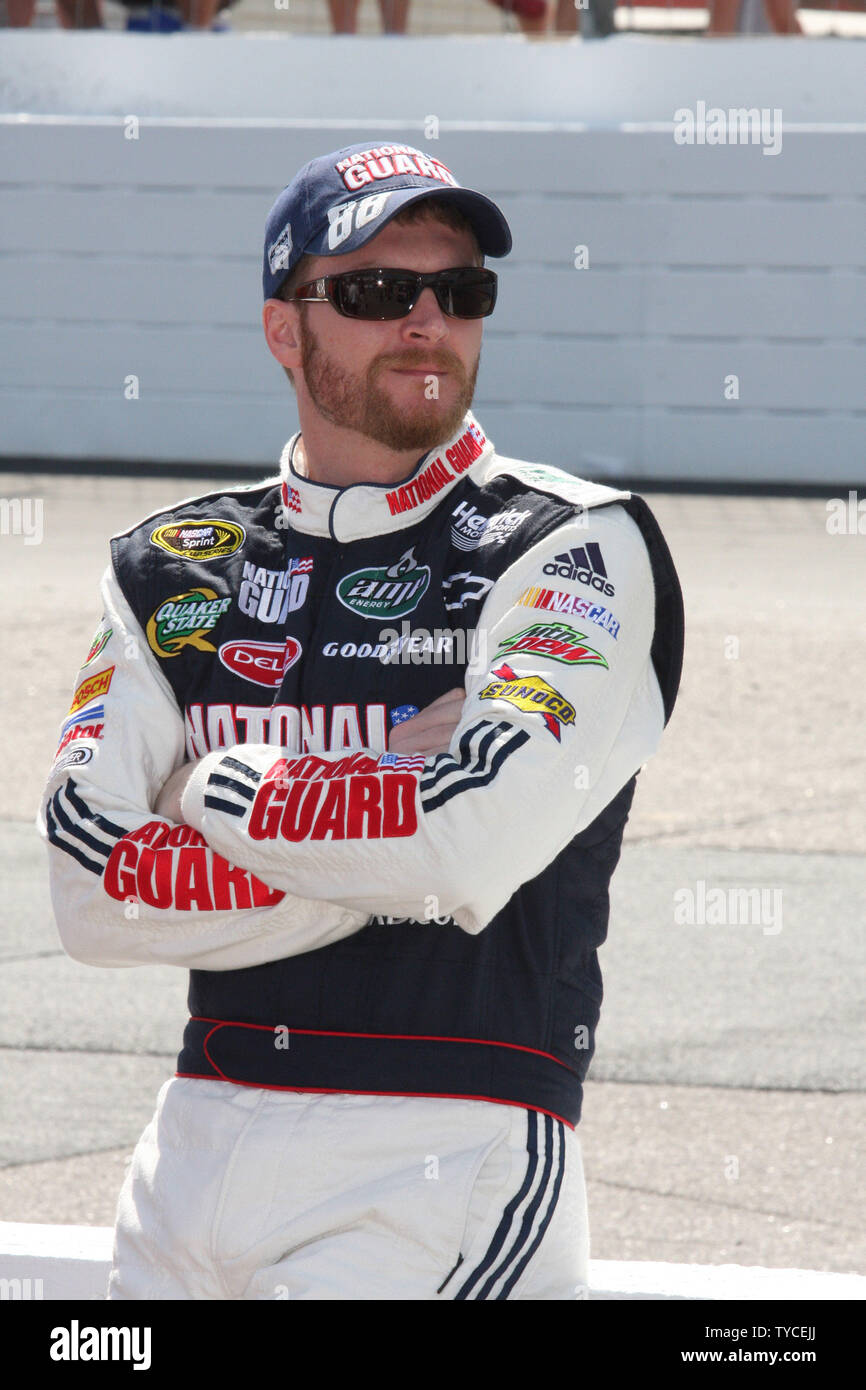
[{"xmin": 479, "ymin": 662, "xmax": 576, "ymax": 742}]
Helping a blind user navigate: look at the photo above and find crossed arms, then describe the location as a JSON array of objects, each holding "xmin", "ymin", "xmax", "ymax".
[{"xmin": 39, "ymin": 504, "xmax": 664, "ymax": 970}]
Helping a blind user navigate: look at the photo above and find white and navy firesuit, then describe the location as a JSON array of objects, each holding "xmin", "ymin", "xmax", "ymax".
[{"xmin": 39, "ymin": 411, "xmax": 683, "ymax": 1299}]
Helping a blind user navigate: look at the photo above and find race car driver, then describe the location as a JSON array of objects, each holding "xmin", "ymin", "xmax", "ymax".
[{"xmin": 39, "ymin": 142, "xmax": 684, "ymax": 1301}]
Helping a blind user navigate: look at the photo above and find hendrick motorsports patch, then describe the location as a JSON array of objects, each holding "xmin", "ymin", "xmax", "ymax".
[
  {"xmin": 336, "ymin": 548, "xmax": 430, "ymax": 620},
  {"xmin": 150, "ymin": 519, "xmax": 246, "ymax": 561},
  {"xmin": 146, "ymin": 589, "xmax": 232, "ymax": 658},
  {"xmin": 479, "ymin": 662, "xmax": 576, "ymax": 742}
]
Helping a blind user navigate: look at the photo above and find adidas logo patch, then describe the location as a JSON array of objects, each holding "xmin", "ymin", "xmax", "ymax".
[{"xmin": 542, "ymin": 543, "xmax": 614, "ymax": 597}]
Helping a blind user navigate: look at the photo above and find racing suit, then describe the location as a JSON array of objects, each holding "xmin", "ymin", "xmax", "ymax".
[{"xmin": 38, "ymin": 411, "xmax": 683, "ymax": 1300}]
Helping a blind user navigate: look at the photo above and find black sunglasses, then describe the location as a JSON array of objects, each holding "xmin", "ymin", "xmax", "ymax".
[{"xmin": 288, "ymin": 267, "xmax": 498, "ymax": 321}]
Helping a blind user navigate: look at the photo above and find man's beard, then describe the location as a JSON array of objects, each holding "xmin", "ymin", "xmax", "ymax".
[{"xmin": 298, "ymin": 313, "xmax": 479, "ymax": 453}]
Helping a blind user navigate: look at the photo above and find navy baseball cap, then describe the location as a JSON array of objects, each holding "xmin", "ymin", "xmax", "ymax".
[{"xmin": 263, "ymin": 142, "xmax": 512, "ymax": 300}]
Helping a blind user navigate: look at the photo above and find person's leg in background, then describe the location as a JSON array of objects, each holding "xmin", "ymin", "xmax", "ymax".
[
  {"xmin": 580, "ymin": 0, "xmax": 617, "ymax": 38},
  {"xmin": 762, "ymin": 0, "xmax": 802, "ymax": 33},
  {"xmin": 708, "ymin": 0, "xmax": 802, "ymax": 33},
  {"xmin": 328, "ymin": 0, "xmax": 359, "ymax": 31},
  {"xmin": 55, "ymin": 0, "xmax": 102, "ymax": 26},
  {"xmin": 555, "ymin": 0, "xmax": 580, "ymax": 32},
  {"xmin": 707, "ymin": 0, "xmax": 740, "ymax": 34},
  {"xmin": 378, "ymin": 0, "xmax": 409, "ymax": 31},
  {"xmin": 328, "ymin": 0, "xmax": 410, "ymax": 32},
  {"xmin": 178, "ymin": 0, "xmax": 220, "ymax": 26},
  {"xmin": 488, "ymin": 0, "xmax": 548, "ymax": 37},
  {"xmin": 6, "ymin": 0, "xmax": 38, "ymax": 24}
]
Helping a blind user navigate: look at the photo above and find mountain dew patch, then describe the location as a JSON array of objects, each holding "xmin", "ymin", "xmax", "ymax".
[
  {"xmin": 146, "ymin": 589, "xmax": 232, "ymax": 658},
  {"xmin": 82, "ymin": 625, "xmax": 112, "ymax": 668},
  {"xmin": 496, "ymin": 622, "xmax": 608, "ymax": 668}
]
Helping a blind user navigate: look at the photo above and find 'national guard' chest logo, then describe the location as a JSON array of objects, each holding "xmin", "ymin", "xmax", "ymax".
[{"xmin": 239, "ymin": 557, "xmax": 313, "ymax": 624}]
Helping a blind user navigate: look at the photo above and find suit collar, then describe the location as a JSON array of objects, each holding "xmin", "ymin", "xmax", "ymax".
[{"xmin": 278, "ymin": 412, "xmax": 493, "ymax": 543}]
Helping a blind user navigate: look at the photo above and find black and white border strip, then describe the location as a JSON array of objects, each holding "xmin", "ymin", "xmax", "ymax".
[
  {"xmin": 44, "ymin": 777, "xmax": 126, "ymax": 877},
  {"xmin": 449, "ymin": 1111, "xmax": 566, "ymax": 1301},
  {"xmin": 203, "ymin": 756, "xmax": 261, "ymax": 819},
  {"xmin": 420, "ymin": 720, "xmax": 529, "ymax": 814}
]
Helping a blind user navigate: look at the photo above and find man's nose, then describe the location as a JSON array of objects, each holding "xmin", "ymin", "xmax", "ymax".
[{"xmin": 400, "ymin": 287, "xmax": 449, "ymax": 339}]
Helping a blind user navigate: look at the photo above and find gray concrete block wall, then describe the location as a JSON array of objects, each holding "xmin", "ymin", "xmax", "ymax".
[{"xmin": 0, "ymin": 35, "xmax": 863, "ymax": 483}]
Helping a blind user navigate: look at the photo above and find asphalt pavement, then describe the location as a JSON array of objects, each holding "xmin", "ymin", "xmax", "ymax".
[{"xmin": 0, "ymin": 468, "xmax": 863, "ymax": 1276}]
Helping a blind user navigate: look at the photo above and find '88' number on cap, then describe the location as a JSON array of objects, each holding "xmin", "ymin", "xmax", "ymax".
[{"xmin": 327, "ymin": 193, "xmax": 394, "ymax": 250}]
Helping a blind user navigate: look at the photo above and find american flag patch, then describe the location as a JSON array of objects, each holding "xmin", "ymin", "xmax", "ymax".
[
  {"xmin": 377, "ymin": 752, "xmax": 427, "ymax": 773},
  {"xmin": 290, "ymin": 555, "xmax": 313, "ymax": 573},
  {"xmin": 282, "ymin": 480, "xmax": 302, "ymax": 515},
  {"xmin": 389, "ymin": 704, "xmax": 419, "ymax": 727}
]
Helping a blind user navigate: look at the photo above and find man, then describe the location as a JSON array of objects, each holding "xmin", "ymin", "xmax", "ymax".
[{"xmin": 39, "ymin": 142, "xmax": 684, "ymax": 1300}]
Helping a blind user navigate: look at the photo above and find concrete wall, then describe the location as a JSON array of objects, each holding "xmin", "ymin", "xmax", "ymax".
[{"xmin": 0, "ymin": 34, "xmax": 864, "ymax": 484}]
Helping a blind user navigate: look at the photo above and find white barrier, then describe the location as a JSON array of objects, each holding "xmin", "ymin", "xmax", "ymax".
[
  {"xmin": 1, "ymin": 1222, "xmax": 863, "ymax": 1300},
  {"xmin": 0, "ymin": 1223, "xmax": 113, "ymax": 1301},
  {"xmin": 0, "ymin": 34, "xmax": 864, "ymax": 484}
]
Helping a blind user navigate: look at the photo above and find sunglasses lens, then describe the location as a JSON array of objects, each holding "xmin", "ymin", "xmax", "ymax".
[
  {"xmin": 336, "ymin": 273, "xmax": 417, "ymax": 320},
  {"xmin": 442, "ymin": 274, "xmax": 497, "ymax": 319}
]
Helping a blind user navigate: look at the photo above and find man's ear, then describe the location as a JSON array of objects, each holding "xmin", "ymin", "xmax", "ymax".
[{"xmin": 263, "ymin": 299, "xmax": 303, "ymax": 372}]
